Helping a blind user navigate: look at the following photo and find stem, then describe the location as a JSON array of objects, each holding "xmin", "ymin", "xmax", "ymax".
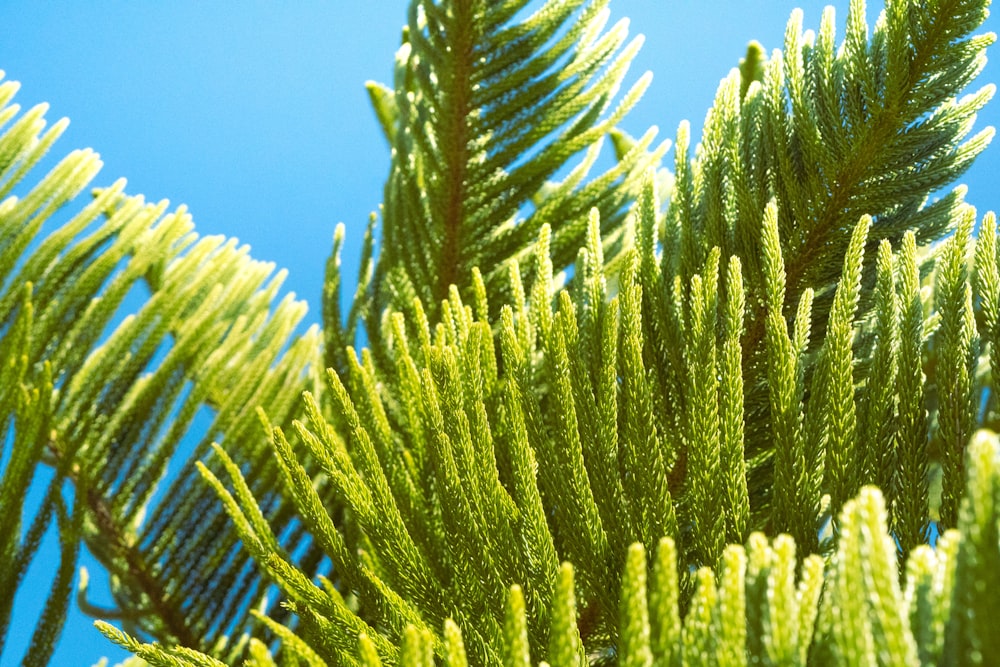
[{"xmin": 437, "ymin": 0, "xmax": 477, "ymax": 303}]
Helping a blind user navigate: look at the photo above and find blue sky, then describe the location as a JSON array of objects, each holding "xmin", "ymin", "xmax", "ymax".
[{"xmin": 0, "ymin": 2, "xmax": 997, "ymax": 664}]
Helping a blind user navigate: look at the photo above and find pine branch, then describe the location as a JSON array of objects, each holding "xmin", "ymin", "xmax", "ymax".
[
  {"xmin": 362, "ymin": 0, "xmax": 665, "ymax": 342},
  {"xmin": 123, "ymin": 435, "xmax": 990, "ymax": 666},
  {"xmin": 660, "ymin": 0, "xmax": 993, "ymax": 427},
  {"xmin": 0, "ymin": 77, "xmax": 327, "ymax": 661},
  {"xmin": 647, "ymin": 0, "xmax": 994, "ymax": 549}
]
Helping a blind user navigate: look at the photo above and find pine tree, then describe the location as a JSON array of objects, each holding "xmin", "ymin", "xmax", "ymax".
[{"xmin": 1, "ymin": 0, "xmax": 999, "ymax": 665}]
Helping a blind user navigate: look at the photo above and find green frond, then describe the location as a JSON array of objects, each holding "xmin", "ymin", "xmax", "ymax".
[
  {"xmin": 648, "ymin": 538, "xmax": 681, "ymax": 666},
  {"xmin": 9, "ymin": 0, "xmax": 1000, "ymax": 665},
  {"xmin": 680, "ymin": 567, "xmax": 718, "ymax": 666},
  {"xmin": 820, "ymin": 214, "xmax": 870, "ymax": 517},
  {"xmin": 503, "ymin": 586, "xmax": 531, "ymax": 667},
  {"xmin": 154, "ymin": 426, "xmax": 1000, "ymax": 665},
  {"xmin": 894, "ymin": 231, "xmax": 931, "ymax": 553},
  {"xmin": 684, "ymin": 253, "xmax": 725, "ymax": 568},
  {"xmin": 619, "ymin": 544, "xmax": 651, "ymax": 667},
  {"xmin": 547, "ymin": 564, "xmax": 583, "ymax": 667},
  {"xmin": 738, "ymin": 41, "xmax": 765, "ymax": 101},
  {"xmin": 974, "ymin": 212, "xmax": 1000, "ymax": 390},
  {"xmin": 942, "ymin": 430, "xmax": 1000, "ymax": 662},
  {"xmin": 251, "ymin": 613, "xmax": 328, "ymax": 667},
  {"xmin": 859, "ymin": 240, "xmax": 899, "ymax": 497},
  {"xmin": 0, "ymin": 72, "xmax": 326, "ymax": 660},
  {"xmin": 719, "ymin": 256, "xmax": 749, "ymax": 544},
  {"xmin": 716, "ymin": 545, "xmax": 747, "ymax": 667},
  {"xmin": 364, "ymin": 0, "xmax": 666, "ymax": 339},
  {"xmin": 659, "ymin": 0, "xmax": 995, "ymax": 512},
  {"xmin": 444, "ymin": 621, "xmax": 469, "ymax": 667},
  {"xmin": 400, "ymin": 625, "xmax": 436, "ymax": 667},
  {"xmin": 324, "ymin": 217, "xmax": 376, "ymax": 378},
  {"xmin": 760, "ymin": 199, "xmax": 816, "ymax": 548},
  {"xmin": 96, "ymin": 620, "xmax": 226, "ymax": 667},
  {"xmin": 933, "ymin": 205, "xmax": 979, "ymax": 528}
]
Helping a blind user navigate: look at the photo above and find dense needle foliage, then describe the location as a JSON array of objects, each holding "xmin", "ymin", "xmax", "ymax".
[{"xmin": 1, "ymin": 0, "xmax": 999, "ymax": 665}]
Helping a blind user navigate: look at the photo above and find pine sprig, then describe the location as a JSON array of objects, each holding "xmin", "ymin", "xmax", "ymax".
[
  {"xmin": 894, "ymin": 231, "xmax": 932, "ymax": 554},
  {"xmin": 933, "ymin": 206, "xmax": 979, "ymax": 528},
  {"xmin": 365, "ymin": 0, "xmax": 666, "ymax": 340},
  {"xmin": 120, "ymin": 427, "xmax": 1000, "ymax": 666},
  {"xmin": 0, "ymin": 72, "xmax": 325, "ymax": 659}
]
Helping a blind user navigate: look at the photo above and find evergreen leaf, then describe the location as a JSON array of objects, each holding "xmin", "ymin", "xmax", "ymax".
[
  {"xmin": 366, "ymin": 0, "xmax": 664, "ymax": 338},
  {"xmin": 0, "ymin": 73, "xmax": 325, "ymax": 657}
]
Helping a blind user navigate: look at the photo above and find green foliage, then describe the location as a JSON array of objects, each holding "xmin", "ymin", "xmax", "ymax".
[
  {"xmin": 0, "ymin": 74, "xmax": 327, "ymax": 660},
  {"xmin": 108, "ymin": 430, "xmax": 1000, "ymax": 666},
  {"xmin": 357, "ymin": 0, "xmax": 666, "ymax": 355},
  {"xmin": 1, "ymin": 0, "xmax": 1000, "ymax": 665}
]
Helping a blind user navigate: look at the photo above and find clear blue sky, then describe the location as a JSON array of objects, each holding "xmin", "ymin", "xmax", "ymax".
[{"xmin": 0, "ymin": 2, "xmax": 996, "ymax": 664}]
